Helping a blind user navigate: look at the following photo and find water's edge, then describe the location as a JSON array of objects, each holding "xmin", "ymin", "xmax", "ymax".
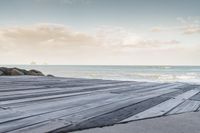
[{"xmin": 2, "ymin": 65, "xmax": 200, "ymax": 84}]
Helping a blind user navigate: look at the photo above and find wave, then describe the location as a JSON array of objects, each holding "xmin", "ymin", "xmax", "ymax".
[{"xmin": 61, "ymin": 72, "xmax": 200, "ymax": 84}]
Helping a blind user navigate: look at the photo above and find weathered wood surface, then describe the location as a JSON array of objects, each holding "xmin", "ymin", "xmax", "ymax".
[
  {"xmin": 121, "ymin": 89, "xmax": 200, "ymax": 122},
  {"xmin": 168, "ymin": 100, "xmax": 200, "ymax": 115},
  {"xmin": 0, "ymin": 76, "xmax": 199, "ymax": 133}
]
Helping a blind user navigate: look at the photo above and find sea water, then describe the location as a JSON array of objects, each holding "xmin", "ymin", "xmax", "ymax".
[{"xmin": 2, "ymin": 65, "xmax": 200, "ymax": 84}]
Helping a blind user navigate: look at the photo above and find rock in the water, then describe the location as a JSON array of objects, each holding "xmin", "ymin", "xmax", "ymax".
[
  {"xmin": 18, "ymin": 69, "xmax": 29, "ymax": 75},
  {"xmin": 0, "ymin": 67, "xmax": 10, "ymax": 75},
  {"xmin": 0, "ymin": 67, "xmax": 46, "ymax": 76},
  {"xmin": 28, "ymin": 69, "xmax": 45, "ymax": 76},
  {"xmin": 0, "ymin": 70, "xmax": 4, "ymax": 76},
  {"xmin": 10, "ymin": 69, "xmax": 24, "ymax": 76},
  {"xmin": 47, "ymin": 74, "xmax": 54, "ymax": 77}
]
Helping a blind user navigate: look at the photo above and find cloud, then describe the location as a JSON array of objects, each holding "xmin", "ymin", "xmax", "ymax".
[
  {"xmin": 179, "ymin": 17, "xmax": 200, "ymax": 34},
  {"xmin": 96, "ymin": 26, "xmax": 180, "ymax": 49},
  {"xmin": 0, "ymin": 24, "xmax": 182, "ymax": 54},
  {"xmin": 151, "ymin": 17, "xmax": 200, "ymax": 35},
  {"xmin": 151, "ymin": 27, "xmax": 169, "ymax": 32},
  {"xmin": 124, "ymin": 40, "xmax": 180, "ymax": 49},
  {"xmin": 182, "ymin": 26, "xmax": 200, "ymax": 34},
  {"xmin": 0, "ymin": 24, "xmax": 179, "ymax": 51},
  {"xmin": 0, "ymin": 23, "xmax": 98, "ymax": 65},
  {"xmin": 0, "ymin": 23, "xmax": 95, "ymax": 50},
  {"xmin": 0, "ymin": 24, "xmax": 185, "ymax": 65}
]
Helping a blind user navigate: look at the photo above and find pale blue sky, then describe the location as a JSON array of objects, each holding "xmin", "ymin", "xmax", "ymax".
[
  {"xmin": 0, "ymin": 0, "xmax": 199, "ymax": 29},
  {"xmin": 0, "ymin": 0, "xmax": 200, "ymax": 65}
]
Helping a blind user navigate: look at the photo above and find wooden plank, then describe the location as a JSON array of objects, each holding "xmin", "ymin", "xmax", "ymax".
[
  {"xmin": 168, "ymin": 100, "xmax": 200, "ymax": 115},
  {"xmin": 0, "ymin": 82, "xmax": 132, "ymax": 102},
  {"xmin": 0, "ymin": 82, "xmax": 131, "ymax": 96},
  {"xmin": 30, "ymin": 84, "xmax": 178, "ymax": 120},
  {"xmin": 57, "ymin": 89, "xmax": 186, "ymax": 132},
  {"xmin": 110, "ymin": 83, "xmax": 171, "ymax": 94},
  {"xmin": 0, "ymin": 82, "xmax": 164, "ymax": 108},
  {"xmin": 0, "ymin": 91, "xmax": 92, "ymax": 108},
  {"xmin": 0, "ymin": 82, "xmax": 136, "ymax": 108},
  {"xmin": 127, "ymin": 83, "xmax": 182, "ymax": 93},
  {"xmin": 0, "ymin": 84, "xmax": 178, "ymax": 123},
  {"xmin": 61, "ymin": 87, "xmax": 178, "ymax": 124},
  {"xmin": 0, "ymin": 88, "xmax": 71, "ymax": 97},
  {"xmin": 0, "ymin": 77, "xmax": 131, "ymax": 91},
  {"xmin": 190, "ymin": 92, "xmax": 200, "ymax": 101},
  {"xmin": 0, "ymin": 87, "xmax": 177, "ymax": 132},
  {"xmin": 0, "ymin": 92, "xmax": 116, "ymax": 123},
  {"xmin": 0, "ymin": 76, "xmax": 196, "ymax": 133},
  {"xmin": 121, "ymin": 89, "xmax": 200, "ymax": 123},
  {"xmin": 8, "ymin": 120, "xmax": 72, "ymax": 133},
  {"xmin": 94, "ymin": 82, "xmax": 160, "ymax": 94},
  {"xmin": 0, "ymin": 82, "xmax": 180, "ymax": 117},
  {"xmin": 0, "ymin": 86, "xmax": 46, "ymax": 92},
  {"xmin": 0, "ymin": 111, "xmax": 73, "ymax": 133}
]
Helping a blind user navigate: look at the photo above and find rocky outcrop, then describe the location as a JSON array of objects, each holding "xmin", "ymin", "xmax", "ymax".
[
  {"xmin": 47, "ymin": 74, "xmax": 54, "ymax": 77},
  {"xmin": 0, "ymin": 70, "xmax": 3, "ymax": 76},
  {"xmin": 10, "ymin": 69, "xmax": 25, "ymax": 76},
  {"xmin": 27, "ymin": 70, "xmax": 44, "ymax": 76},
  {"xmin": 0, "ymin": 67, "xmax": 45, "ymax": 76}
]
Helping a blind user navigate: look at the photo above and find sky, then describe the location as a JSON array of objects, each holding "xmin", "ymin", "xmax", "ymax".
[{"xmin": 0, "ymin": 0, "xmax": 200, "ymax": 65}]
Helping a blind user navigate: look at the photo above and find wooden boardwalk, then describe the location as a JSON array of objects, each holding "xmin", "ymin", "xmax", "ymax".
[{"xmin": 0, "ymin": 76, "xmax": 200, "ymax": 133}]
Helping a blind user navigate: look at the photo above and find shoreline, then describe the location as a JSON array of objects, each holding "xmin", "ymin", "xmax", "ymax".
[{"xmin": 1, "ymin": 65, "xmax": 200, "ymax": 84}]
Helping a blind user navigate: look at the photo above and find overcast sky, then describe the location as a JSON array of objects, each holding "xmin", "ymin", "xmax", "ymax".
[{"xmin": 0, "ymin": 0, "xmax": 200, "ymax": 65}]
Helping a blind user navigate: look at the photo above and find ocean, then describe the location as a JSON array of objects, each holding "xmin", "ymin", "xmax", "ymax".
[{"xmin": 2, "ymin": 65, "xmax": 200, "ymax": 84}]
